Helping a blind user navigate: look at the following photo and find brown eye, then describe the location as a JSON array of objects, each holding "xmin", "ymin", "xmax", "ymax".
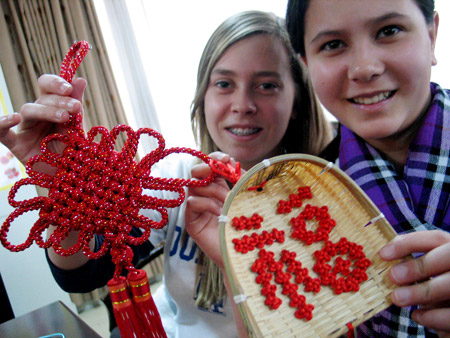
[
  {"xmin": 321, "ymin": 40, "xmax": 345, "ymax": 51},
  {"xmin": 377, "ymin": 25, "xmax": 402, "ymax": 39},
  {"xmin": 260, "ymin": 83, "xmax": 277, "ymax": 90}
]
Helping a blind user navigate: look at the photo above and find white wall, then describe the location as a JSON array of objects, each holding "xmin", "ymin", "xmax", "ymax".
[
  {"xmin": 0, "ymin": 64, "xmax": 74, "ymax": 317},
  {"xmin": 0, "ymin": 185, "xmax": 75, "ymax": 317},
  {"xmin": 431, "ymin": 0, "xmax": 450, "ymax": 89}
]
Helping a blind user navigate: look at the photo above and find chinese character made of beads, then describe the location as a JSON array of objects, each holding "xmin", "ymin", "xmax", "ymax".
[{"xmin": 219, "ymin": 155, "xmax": 399, "ymax": 338}]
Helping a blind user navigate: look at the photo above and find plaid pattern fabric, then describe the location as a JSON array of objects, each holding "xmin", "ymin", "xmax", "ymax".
[{"xmin": 339, "ymin": 83, "xmax": 450, "ymax": 337}]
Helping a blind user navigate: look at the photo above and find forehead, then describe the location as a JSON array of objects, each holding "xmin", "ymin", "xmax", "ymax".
[
  {"xmin": 304, "ymin": 0, "xmax": 423, "ymax": 33},
  {"xmin": 213, "ymin": 34, "xmax": 291, "ymax": 71}
]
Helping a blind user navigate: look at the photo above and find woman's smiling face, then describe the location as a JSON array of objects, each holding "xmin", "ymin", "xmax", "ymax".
[
  {"xmin": 204, "ymin": 34, "xmax": 296, "ymax": 170},
  {"xmin": 302, "ymin": 0, "xmax": 438, "ymax": 147}
]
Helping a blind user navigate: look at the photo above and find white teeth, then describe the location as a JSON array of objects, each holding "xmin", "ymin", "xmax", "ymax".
[
  {"xmin": 353, "ymin": 91, "xmax": 391, "ymax": 105},
  {"xmin": 228, "ymin": 127, "xmax": 260, "ymax": 136}
]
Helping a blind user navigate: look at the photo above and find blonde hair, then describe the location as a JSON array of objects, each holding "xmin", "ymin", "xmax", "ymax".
[{"xmin": 190, "ymin": 10, "xmax": 332, "ymax": 308}]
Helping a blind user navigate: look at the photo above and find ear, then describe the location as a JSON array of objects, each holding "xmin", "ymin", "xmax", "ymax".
[
  {"xmin": 429, "ymin": 12, "xmax": 439, "ymax": 66},
  {"xmin": 301, "ymin": 55, "xmax": 308, "ymax": 67}
]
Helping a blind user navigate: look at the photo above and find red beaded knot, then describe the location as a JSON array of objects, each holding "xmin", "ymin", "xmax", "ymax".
[
  {"xmin": 232, "ymin": 213, "xmax": 263, "ymax": 231},
  {"xmin": 290, "ymin": 204, "xmax": 337, "ymax": 244},
  {"xmin": 1, "ymin": 41, "xmax": 245, "ymax": 280},
  {"xmin": 313, "ymin": 239, "xmax": 371, "ymax": 294},
  {"xmin": 209, "ymin": 159, "xmax": 241, "ymax": 184},
  {"xmin": 277, "ymin": 186, "xmax": 312, "ymax": 214},
  {"xmin": 232, "ymin": 229, "xmax": 285, "ymax": 254},
  {"xmin": 1, "ymin": 123, "xmax": 219, "ymax": 278}
]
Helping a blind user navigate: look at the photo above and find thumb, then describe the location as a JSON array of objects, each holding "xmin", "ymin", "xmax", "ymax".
[{"xmin": 70, "ymin": 77, "xmax": 87, "ymax": 102}]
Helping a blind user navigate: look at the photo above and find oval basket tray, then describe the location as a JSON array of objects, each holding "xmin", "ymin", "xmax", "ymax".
[{"xmin": 219, "ymin": 154, "xmax": 399, "ymax": 338}]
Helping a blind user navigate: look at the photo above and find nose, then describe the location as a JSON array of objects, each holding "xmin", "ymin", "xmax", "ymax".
[
  {"xmin": 347, "ymin": 43, "xmax": 384, "ymax": 82},
  {"xmin": 231, "ymin": 88, "xmax": 257, "ymax": 115}
]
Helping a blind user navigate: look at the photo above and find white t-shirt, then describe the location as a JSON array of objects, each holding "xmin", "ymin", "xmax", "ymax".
[{"xmin": 143, "ymin": 154, "xmax": 238, "ymax": 338}]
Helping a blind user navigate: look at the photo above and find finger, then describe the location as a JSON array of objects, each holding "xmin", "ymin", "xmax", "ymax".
[
  {"xmin": 185, "ymin": 197, "xmax": 223, "ymax": 267},
  {"xmin": 193, "ymin": 162, "xmax": 234, "ymax": 182},
  {"xmin": 34, "ymin": 94, "xmax": 82, "ymax": 114},
  {"xmin": 36, "ymin": 75, "xmax": 86, "ymax": 109},
  {"xmin": 38, "ymin": 74, "xmax": 73, "ymax": 96},
  {"xmin": 189, "ymin": 183, "xmax": 229, "ymax": 203},
  {"xmin": 208, "ymin": 151, "xmax": 231, "ymax": 162},
  {"xmin": 412, "ymin": 307, "xmax": 450, "ymax": 333},
  {"xmin": 192, "ymin": 164, "xmax": 231, "ymax": 192},
  {"xmin": 192, "ymin": 162, "xmax": 214, "ymax": 179},
  {"xmin": 435, "ymin": 331, "xmax": 450, "ymax": 338},
  {"xmin": 391, "ymin": 271, "xmax": 450, "ymax": 307},
  {"xmin": 418, "ymin": 300, "xmax": 450, "ymax": 310},
  {"xmin": 20, "ymin": 102, "xmax": 71, "ymax": 125},
  {"xmin": 0, "ymin": 114, "xmax": 20, "ymax": 149},
  {"xmin": 70, "ymin": 77, "xmax": 87, "ymax": 102},
  {"xmin": 379, "ymin": 230, "xmax": 450, "ymax": 260},
  {"xmin": 185, "ymin": 195, "xmax": 223, "ymax": 221},
  {"xmin": 388, "ymin": 241, "xmax": 450, "ymax": 284}
]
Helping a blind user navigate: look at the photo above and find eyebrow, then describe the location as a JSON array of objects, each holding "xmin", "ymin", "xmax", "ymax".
[
  {"xmin": 211, "ymin": 68, "xmax": 282, "ymax": 79},
  {"xmin": 309, "ymin": 12, "xmax": 408, "ymax": 44}
]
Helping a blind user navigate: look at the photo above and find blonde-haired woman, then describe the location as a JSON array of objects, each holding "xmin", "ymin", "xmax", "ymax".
[{"xmin": 189, "ymin": 8, "xmax": 331, "ymax": 310}]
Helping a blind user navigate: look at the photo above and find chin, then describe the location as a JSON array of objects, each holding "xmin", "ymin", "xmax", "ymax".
[
  {"xmin": 356, "ymin": 129, "xmax": 401, "ymax": 145},
  {"xmin": 349, "ymin": 120, "xmax": 398, "ymax": 141}
]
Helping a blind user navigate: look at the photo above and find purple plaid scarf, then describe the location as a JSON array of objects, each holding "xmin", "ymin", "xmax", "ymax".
[{"xmin": 339, "ymin": 83, "xmax": 450, "ymax": 337}]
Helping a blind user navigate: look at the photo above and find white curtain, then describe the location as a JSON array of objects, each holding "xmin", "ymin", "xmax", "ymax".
[{"xmin": 95, "ymin": 0, "xmax": 161, "ymax": 156}]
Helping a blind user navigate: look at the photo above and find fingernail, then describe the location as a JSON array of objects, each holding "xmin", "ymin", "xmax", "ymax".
[
  {"xmin": 60, "ymin": 82, "xmax": 71, "ymax": 93},
  {"xmin": 0, "ymin": 114, "xmax": 13, "ymax": 121},
  {"xmin": 56, "ymin": 109, "xmax": 65, "ymax": 119},
  {"xmin": 67, "ymin": 100, "xmax": 75, "ymax": 109},
  {"xmin": 391, "ymin": 264, "xmax": 408, "ymax": 282},
  {"xmin": 412, "ymin": 310, "xmax": 422, "ymax": 323},
  {"xmin": 379, "ymin": 244, "xmax": 395, "ymax": 259},
  {"xmin": 393, "ymin": 287, "xmax": 411, "ymax": 305}
]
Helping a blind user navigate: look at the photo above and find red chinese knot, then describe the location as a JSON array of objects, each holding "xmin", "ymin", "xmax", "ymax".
[{"xmin": 0, "ymin": 40, "xmax": 240, "ymax": 279}]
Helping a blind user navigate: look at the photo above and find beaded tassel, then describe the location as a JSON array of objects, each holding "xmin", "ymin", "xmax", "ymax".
[
  {"xmin": 128, "ymin": 270, "xmax": 166, "ymax": 338},
  {"xmin": 107, "ymin": 276, "xmax": 147, "ymax": 338}
]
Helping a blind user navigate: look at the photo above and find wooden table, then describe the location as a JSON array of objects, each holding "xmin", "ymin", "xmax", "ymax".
[{"xmin": 0, "ymin": 301, "xmax": 102, "ymax": 338}]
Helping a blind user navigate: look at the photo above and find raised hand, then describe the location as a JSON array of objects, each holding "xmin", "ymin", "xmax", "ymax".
[
  {"xmin": 185, "ymin": 152, "xmax": 239, "ymax": 268},
  {"xmin": 379, "ymin": 230, "xmax": 450, "ymax": 337},
  {"xmin": 0, "ymin": 74, "xmax": 86, "ymax": 167}
]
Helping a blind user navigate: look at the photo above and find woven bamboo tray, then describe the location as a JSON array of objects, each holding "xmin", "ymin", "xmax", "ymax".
[{"xmin": 219, "ymin": 154, "xmax": 399, "ymax": 337}]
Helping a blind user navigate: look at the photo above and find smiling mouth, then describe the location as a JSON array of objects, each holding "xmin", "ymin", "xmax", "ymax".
[
  {"xmin": 227, "ymin": 127, "xmax": 261, "ymax": 136},
  {"xmin": 350, "ymin": 91, "xmax": 395, "ymax": 105}
]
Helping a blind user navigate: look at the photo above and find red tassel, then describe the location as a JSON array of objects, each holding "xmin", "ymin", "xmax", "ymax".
[
  {"xmin": 107, "ymin": 276, "xmax": 146, "ymax": 338},
  {"xmin": 128, "ymin": 269, "xmax": 167, "ymax": 338},
  {"xmin": 347, "ymin": 322, "xmax": 355, "ymax": 338}
]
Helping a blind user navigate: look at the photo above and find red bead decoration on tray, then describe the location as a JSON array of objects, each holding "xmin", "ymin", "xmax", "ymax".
[
  {"xmin": 232, "ymin": 185, "xmax": 371, "ymax": 321},
  {"xmin": 277, "ymin": 186, "xmax": 312, "ymax": 214},
  {"xmin": 232, "ymin": 213, "xmax": 263, "ymax": 231}
]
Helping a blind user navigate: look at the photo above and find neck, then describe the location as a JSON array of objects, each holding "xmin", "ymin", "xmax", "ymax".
[{"xmin": 365, "ymin": 104, "xmax": 429, "ymax": 170}]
